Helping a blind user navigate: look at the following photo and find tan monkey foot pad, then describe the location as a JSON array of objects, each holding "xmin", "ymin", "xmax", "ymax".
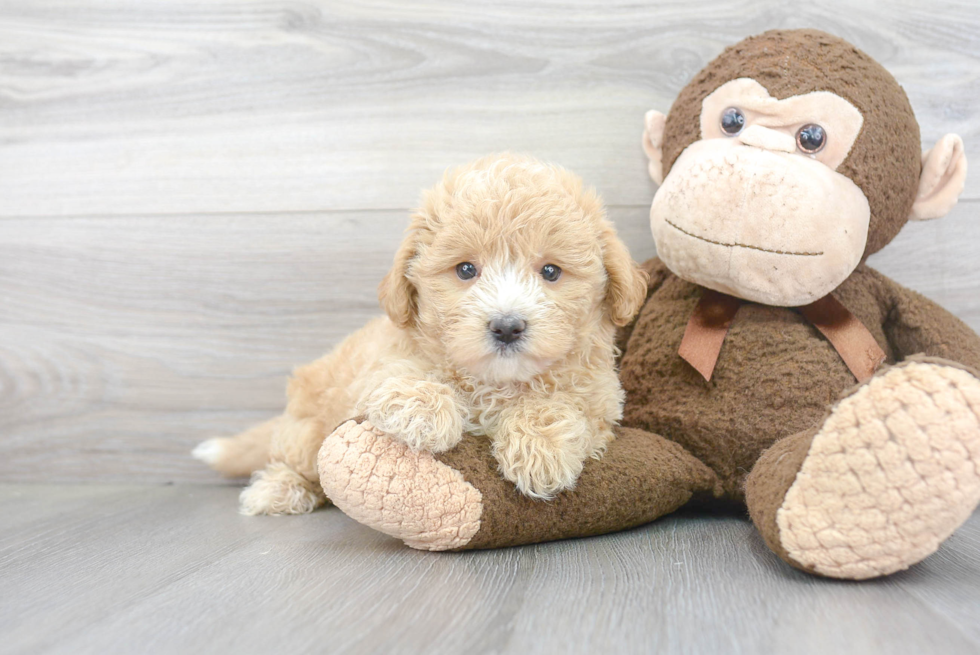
[
  {"xmin": 777, "ymin": 362, "xmax": 980, "ymax": 579},
  {"xmin": 318, "ymin": 420, "xmax": 483, "ymax": 551}
]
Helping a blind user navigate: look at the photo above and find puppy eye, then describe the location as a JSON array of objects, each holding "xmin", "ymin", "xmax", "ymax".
[
  {"xmin": 456, "ymin": 262, "xmax": 478, "ymax": 280},
  {"xmin": 796, "ymin": 124, "xmax": 826, "ymax": 153},
  {"xmin": 720, "ymin": 107, "xmax": 745, "ymax": 135},
  {"xmin": 540, "ymin": 264, "xmax": 562, "ymax": 282}
]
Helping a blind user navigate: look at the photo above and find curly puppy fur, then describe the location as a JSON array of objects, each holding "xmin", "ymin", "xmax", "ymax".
[{"xmin": 194, "ymin": 154, "xmax": 648, "ymax": 512}]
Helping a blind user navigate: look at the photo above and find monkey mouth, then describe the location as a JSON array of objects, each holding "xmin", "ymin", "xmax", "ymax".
[{"xmin": 664, "ymin": 219, "xmax": 824, "ymax": 257}]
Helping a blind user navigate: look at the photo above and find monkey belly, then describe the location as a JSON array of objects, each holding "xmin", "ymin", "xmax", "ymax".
[{"xmin": 619, "ymin": 276, "xmax": 889, "ymax": 500}]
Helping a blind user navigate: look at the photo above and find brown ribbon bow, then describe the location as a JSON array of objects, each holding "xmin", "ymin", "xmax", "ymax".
[{"xmin": 679, "ymin": 289, "xmax": 886, "ymax": 383}]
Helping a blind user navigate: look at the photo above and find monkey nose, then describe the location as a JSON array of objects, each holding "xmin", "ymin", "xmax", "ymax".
[
  {"xmin": 489, "ymin": 315, "xmax": 527, "ymax": 344},
  {"xmin": 738, "ymin": 125, "xmax": 796, "ymax": 154}
]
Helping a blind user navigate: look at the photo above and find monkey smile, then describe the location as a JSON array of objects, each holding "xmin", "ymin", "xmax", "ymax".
[{"xmin": 664, "ymin": 219, "xmax": 823, "ymax": 257}]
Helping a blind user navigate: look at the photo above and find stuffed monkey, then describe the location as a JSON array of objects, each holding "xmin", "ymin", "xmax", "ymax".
[{"xmin": 317, "ymin": 29, "xmax": 979, "ymax": 580}]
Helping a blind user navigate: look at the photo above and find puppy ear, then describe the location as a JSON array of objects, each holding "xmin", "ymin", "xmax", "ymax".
[
  {"xmin": 600, "ymin": 222, "xmax": 649, "ymax": 327},
  {"xmin": 378, "ymin": 224, "xmax": 419, "ymax": 328}
]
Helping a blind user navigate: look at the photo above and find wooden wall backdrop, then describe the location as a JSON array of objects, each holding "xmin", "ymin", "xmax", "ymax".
[{"xmin": 1, "ymin": 0, "xmax": 978, "ymax": 483}]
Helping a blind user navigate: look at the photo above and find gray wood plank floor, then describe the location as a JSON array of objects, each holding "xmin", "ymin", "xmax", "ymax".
[{"xmin": 3, "ymin": 483, "xmax": 979, "ymax": 655}]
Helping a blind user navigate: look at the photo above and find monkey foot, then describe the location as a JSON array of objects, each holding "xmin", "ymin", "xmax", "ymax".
[
  {"xmin": 317, "ymin": 420, "xmax": 483, "ymax": 551},
  {"xmin": 776, "ymin": 360, "xmax": 980, "ymax": 579}
]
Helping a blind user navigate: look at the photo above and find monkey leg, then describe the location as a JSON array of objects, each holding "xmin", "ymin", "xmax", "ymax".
[
  {"xmin": 318, "ymin": 421, "xmax": 720, "ymax": 551},
  {"xmin": 746, "ymin": 357, "xmax": 980, "ymax": 580}
]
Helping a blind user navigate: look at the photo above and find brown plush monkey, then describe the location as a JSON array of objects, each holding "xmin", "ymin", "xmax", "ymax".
[{"xmin": 316, "ymin": 29, "xmax": 980, "ymax": 580}]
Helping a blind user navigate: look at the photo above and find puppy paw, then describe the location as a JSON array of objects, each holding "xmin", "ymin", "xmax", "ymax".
[
  {"xmin": 239, "ymin": 462, "xmax": 325, "ymax": 516},
  {"xmin": 362, "ymin": 378, "xmax": 465, "ymax": 453},
  {"xmin": 495, "ymin": 437, "xmax": 584, "ymax": 499},
  {"xmin": 493, "ymin": 403, "xmax": 603, "ymax": 499}
]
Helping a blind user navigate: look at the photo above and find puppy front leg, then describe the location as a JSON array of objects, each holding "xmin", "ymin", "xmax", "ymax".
[
  {"xmin": 493, "ymin": 397, "xmax": 612, "ymax": 500},
  {"xmin": 361, "ymin": 377, "xmax": 466, "ymax": 453}
]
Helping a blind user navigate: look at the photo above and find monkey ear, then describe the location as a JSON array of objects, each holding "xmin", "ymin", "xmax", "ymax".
[
  {"xmin": 600, "ymin": 222, "xmax": 650, "ymax": 327},
  {"xmin": 642, "ymin": 110, "xmax": 667, "ymax": 186},
  {"xmin": 378, "ymin": 224, "xmax": 419, "ymax": 328},
  {"xmin": 910, "ymin": 134, "xmax": 968, "ymax": 221}
]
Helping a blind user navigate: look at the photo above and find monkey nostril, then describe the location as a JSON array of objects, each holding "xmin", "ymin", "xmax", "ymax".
[{"xmin": 489, "ymin": 316, "xmax": 527, "ymax": 344}]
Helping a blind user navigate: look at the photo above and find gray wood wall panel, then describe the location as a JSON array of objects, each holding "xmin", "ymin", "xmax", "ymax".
[
  {"xmin": 1, "ymin": 0, "xmax": 979, "ymax": 217},
  {"xmin": 1, "ymin": 0, "xmax": 979, "ymax": 483}
]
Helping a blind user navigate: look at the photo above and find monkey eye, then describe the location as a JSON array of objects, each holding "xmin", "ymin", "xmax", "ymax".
[
  {"xmin": 456, "ymin": 262, "xmax": 478, "ymax": 280},
  {"xmin": 540, "ymin": 264, "xmax": 562, "ymax": 282},
  {"xmin": 796, "ymin": 124, "xmax": 826, "ymax": 153},
  {"xmin": 720, "ymin": 107, "xmax": 745, "ymax": 135}
]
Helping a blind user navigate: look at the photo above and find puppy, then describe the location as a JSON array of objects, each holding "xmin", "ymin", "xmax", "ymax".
[{"xmin": 193, "ymin": 154, "xmax": 648, "ymax": 514}]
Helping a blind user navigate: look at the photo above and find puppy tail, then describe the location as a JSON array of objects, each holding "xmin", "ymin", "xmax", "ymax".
[{"xmin": 192, "ymin": 416, "xmax": 280, "ymax": 478}]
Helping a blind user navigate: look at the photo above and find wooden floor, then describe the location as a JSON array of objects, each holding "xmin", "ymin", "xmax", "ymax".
[
  {"xmin": 3, "ymin": 1, "xmax": 980, "ymax": 653},
  {"xmin": 3, "ymin": 483, "xmax": 980, "ymax": 655}
]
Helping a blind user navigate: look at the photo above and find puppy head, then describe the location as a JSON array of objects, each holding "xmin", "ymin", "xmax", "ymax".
[{"xmin": 379, "ymin": 154, "xmax": 648, "ymax": 384}]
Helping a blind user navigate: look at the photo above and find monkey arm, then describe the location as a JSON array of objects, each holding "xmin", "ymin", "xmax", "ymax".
[
  {"xmin": 615, "ymin": 257, "xmax": 672, "ymax": 358},
  {"xmin": 877, "ymin": 272, "xmax": 980, "ymax": 371},
  {"xmin": 320, "ymin": 421, "xmax": 720, "ymax": 551}
]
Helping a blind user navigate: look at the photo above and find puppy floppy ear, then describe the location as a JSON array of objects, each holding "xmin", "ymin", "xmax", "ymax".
[
  {"xmin": 378, "ymin": 224, "xmax": 420, "ymax": 329},
  {"xmin": 600, "ymin": 222, "xmax": 649, "ymax": 327}
]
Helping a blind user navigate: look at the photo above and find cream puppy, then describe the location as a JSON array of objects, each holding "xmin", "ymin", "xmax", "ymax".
[{"xmin": 194, "ymin": 154, "xmax": 648, "ymax": 514}]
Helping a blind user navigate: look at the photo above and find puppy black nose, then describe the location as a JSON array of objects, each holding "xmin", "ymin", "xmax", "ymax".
[{"xmin": 489, "ymin": 316, "xmax": 527, "ymax": 344}]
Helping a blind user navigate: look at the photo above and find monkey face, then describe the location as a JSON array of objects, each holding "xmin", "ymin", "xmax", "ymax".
[
  {"xmin": 643, "ymin": 31, "xmax": 968, "ymax": 307},
  {"xmin": 649, "ymin": 78, "xmax": 870, "ymax": 306}
]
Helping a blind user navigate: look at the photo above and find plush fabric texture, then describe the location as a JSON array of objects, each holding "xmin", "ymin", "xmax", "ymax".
[
  {"xmin": 797, "ymin": 294, "xmax": 886, "ymax": 383},
  {"xmin": 619, "ymin": 259, "xmax": 980, "ymax": 496},
  {"xmin": 744, "ymin": 427, "xmax": 821, "ymax": 569},
  {"xmin": 771, "ymin": 359, "xmax": 980, "ymax": 579},
  {"xmin": 699, "ymin": 79, "xmax": 865, "ymax": 171},
  {"xmin": 619, "ymin": 259, "xmax": 895, "ymax": 499},
  {"xmin": 436, "ymin": 426, "xmax": 720, "ymax": 550},
  {"xmin": 649, "ymin": 135, "xmax": 873, "ymax": 306},
  {"xmin": 661, "ymin": 29, "xmax": 921, "ymax": 258},
  {"xmin": 677, "ymin": 291, "xmax": 886, "ymax": 383},
  {"xmin": 318, "ymin": 420, "xmax": 482, "ymax": 550},
  {"xmin": 320, "ymin": 421, "xmax": 720, "ymax": 551}
]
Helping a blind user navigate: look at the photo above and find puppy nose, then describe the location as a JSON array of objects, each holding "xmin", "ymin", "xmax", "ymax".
[{"xmin": 489, "ymin": 316, "xmax": 527, "ymax": 344}]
